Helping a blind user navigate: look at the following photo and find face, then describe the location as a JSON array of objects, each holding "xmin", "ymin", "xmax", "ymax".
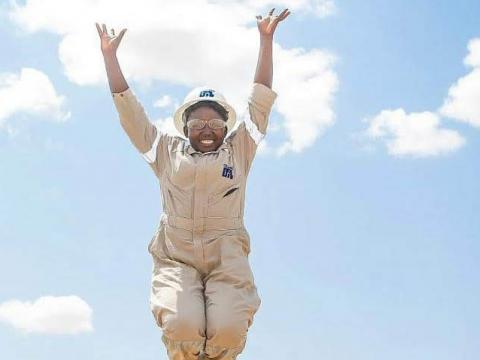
[{"xmin": 183, "ymin": 106, "xmax": 227, "ymax": 153}]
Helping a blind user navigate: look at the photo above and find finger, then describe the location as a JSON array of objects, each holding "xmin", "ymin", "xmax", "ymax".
[
  {"xmin": 95, "ymin": 22, "xmax": 102, "ymax": 37},
  {"xmin": 279, "ymin": 8, "xmax": 288, "ymax": 17},
  {"xmin": 272, "ymin": 10, "xmax": 285, "ymax": 24},
  {"xmin": 111, "ymin": 28, "xmax": 115, "ymax": 36},
  {"xmin": 278, "ymin": 9, "xmax": 290, "ymax": 21},
  {"xmin": 268, "ymin": 7, "xmax": 275, "ymax": 16},
  {"xmin": 102, "ymin": 23, "xmax": 107, "ymax": 34},
  {"xmin": 256, "ymin": 14, "xmax": 262, "ymax": 21},
  {"xmin": 116, "ymin": 28, "xmax": 127, "ymax": 43}
]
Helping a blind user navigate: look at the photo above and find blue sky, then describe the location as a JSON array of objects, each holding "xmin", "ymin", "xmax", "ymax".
[{"xmin": 1, "ymin": 0, "xmax": 479, "ymax": 359}]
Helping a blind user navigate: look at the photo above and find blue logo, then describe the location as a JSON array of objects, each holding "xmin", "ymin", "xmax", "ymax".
[
  {"xmin": 222, "ymin": 164, "xmax": 234, "ymax": 179},
  {"xmin": 199, "ymin": 90, "xmax": 215, "ymax": 98}
]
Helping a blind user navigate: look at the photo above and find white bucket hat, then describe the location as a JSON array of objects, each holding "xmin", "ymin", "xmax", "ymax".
[{"xmin": 173, "ymin": 86, "xmax": 237, "ymax": 137}]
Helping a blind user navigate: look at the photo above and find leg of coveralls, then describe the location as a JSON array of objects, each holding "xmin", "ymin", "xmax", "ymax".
[
  {"xmin": 203, "ymin": 234, "xmax": 261, "ymax": 359},
  {"xmin": 150, "ymin": 251, "xmax": 207, "ymax": 359}
]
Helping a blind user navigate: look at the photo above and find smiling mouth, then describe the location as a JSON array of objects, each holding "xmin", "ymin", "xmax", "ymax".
[{"xmin": 200, "ymin": 139, "xmax": 215, "ymax": 145}]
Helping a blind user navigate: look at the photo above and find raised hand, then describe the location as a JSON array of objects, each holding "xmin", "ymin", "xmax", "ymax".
[
  {"xmin": 95, "ymin": 22, "xmax": 127, "ymax": 56},
  {"xmin": 256, "ymin": 8, "xmax": 290, "ymax": 38}
]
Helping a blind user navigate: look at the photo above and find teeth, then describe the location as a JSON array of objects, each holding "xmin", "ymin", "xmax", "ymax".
[{"xmin": 201, "ymin": 140, "xmax": 214, "ymax": 144}]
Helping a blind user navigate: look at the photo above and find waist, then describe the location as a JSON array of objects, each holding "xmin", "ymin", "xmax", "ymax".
[{"xmin": 161, "ymin": 213, "xmax": 244, "ymax": 232}]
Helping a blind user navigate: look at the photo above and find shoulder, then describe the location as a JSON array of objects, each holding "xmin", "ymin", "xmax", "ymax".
[
  {"xmin": 165, "ymin": 134, "xmax": 187, "ymax": 151},
  {"xmin": 225, "ymin": 121, "xmax": 246, "ymax": 143}
]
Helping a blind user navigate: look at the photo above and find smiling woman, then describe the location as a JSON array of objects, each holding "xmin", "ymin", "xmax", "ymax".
[
  {"xmin": 175, "ymin": 88, "xmax": 235, "ymax": 153},
  {"xmin": 95, "ymin": 6, "xmax": 290, "ymax": 360}
]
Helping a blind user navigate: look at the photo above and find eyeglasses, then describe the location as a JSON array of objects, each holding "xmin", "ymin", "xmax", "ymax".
[{"xmin": 186, "ymin": 118, "xmax": 226, "ymax": 130}]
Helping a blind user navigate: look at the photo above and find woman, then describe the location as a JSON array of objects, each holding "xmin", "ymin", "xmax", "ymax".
[{"xmin": 96, "ymin": 7, "xmax": 290, "ymax": 359}]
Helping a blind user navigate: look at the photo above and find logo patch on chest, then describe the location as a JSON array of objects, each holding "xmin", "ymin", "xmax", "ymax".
[{"xmin": 222, "ymin": 164, "xmax": 234, "ymax": 179}]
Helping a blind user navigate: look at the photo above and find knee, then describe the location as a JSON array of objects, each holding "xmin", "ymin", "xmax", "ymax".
[
  {"xmin": 161, "ymin": 317, "xmax": 206, "ymax": 359},
  {"xmin": 161, "ymin": 313, "xmax": 206, "ymax": 341},
  {"xmin": 162, "ymin": 334, "xmax": 205, "ymax": 358},
  {"xmin": 205, "ymin": 321, "xmax": 248, "ymax": 356}
]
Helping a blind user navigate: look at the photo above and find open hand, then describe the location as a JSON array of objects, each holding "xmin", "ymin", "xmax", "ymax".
[
  {"xmin": 95, "ymin": 22, "xmax": 127, "ymax": 56},
  {"xmin": 256, "ymin": 8, "xmax": 290, "ymax": 38}
]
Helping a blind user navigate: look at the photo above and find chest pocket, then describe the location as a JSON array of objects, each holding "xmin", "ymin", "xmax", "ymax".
[{"xmin": 207, "ymin": 184, "xmax": 242, "ymax": 218}]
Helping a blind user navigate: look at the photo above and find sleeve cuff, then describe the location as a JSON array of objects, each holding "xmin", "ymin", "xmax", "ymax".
[
  {"xmin": 249, "ymin": 83, "xmax": 278, "ymax": 113},
  {"xmin": 112, "ymin": 87, "xmax": 133, "ymax": 98},
  {"xmin": 111, "ymin": 87, "xmax": 139, "ymax": 113}
]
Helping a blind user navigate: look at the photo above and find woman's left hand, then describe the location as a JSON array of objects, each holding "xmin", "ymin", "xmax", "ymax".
[{"xmin": 256, "ymin": 8, "xmax": 290, "ymax": 38}]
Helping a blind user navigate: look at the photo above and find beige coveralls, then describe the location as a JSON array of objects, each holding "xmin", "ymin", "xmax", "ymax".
[{"xmin": 112, "ymin": 83, "xmax": 277, "ymax": 359}]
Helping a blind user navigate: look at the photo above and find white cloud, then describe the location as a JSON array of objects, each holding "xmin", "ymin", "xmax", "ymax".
[
  {"xmin": 440, "ymin": 38, "xmax": 480, "ymax": 127},
  {"xmin": 363, "ymin": 37, "xmax": 480, "ymax": 158},
  {"xmin": 7, "ymin": 0, "xmax": 338, "ymax": 156},
  {"xmin": 274, "ymin": 47, "xmax": 338, "ymax": 155},
  {"xmin": 0, "ymin": 67, "xmax": 70, "ymax": 128},
  {"xmin": 154, "ymin": 95, "xmax": 175, "ymax": 109},
  {"xmin": 463, "ymin": 38, "xmax": 480, "ymax": 67},
  {"xmin": 239, "ymin": 0, "xmax": 336, "ymax": 18},
  {"xmin": 364, "ymin": 109, "xmax": 465, "ymax": 157},
  {"xmin": 307, "ymin": 0, "xmax": 336, "ymax": 18},
  {"xmin": 0, "ymin": 295, "xmax": 93, "ymax": 335}
]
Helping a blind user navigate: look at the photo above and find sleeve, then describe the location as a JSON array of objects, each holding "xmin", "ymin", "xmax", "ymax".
[
  {"xmin": 227, "ymin": 82, "xmax": 277, "ymax": 175},
  {"xmin": 111, "ymin": 87, "xmax": 170, "ymax": 178}
]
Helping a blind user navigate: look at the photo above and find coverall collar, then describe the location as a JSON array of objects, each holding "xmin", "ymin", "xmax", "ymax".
[{"xmin": 185, "ymin": 140, "xmax": 229, "ymax": 155}]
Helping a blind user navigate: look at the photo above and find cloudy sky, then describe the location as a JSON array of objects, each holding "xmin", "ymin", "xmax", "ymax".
[{"xmin": 1, "ymin": 0, "xmax": 479, "ymax": 359}]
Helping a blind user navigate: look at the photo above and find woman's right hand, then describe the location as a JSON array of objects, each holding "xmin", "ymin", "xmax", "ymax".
[{"xmin": 95, "ymin": 22, "xmax": 127, "ymax": 57}]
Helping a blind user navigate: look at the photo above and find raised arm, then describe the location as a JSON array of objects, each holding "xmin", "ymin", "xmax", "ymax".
[
  {"xmin": 95, "ymin": 23, "xmax": 129, "ymax": 93},
  {"xmin": 95, "ymin": 23, "xmax": 168, "ymax": 178},
  {"xmin": 226, "ymin": 9, "xmax": 289, "ymax": 174},
  {"xmin": 254, "ymin": 8, "xmax": 290, "ymax": 89}
]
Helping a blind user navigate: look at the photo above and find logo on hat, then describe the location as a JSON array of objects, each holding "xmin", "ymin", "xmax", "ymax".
[{"xmin": 199, "ymin": 90, "xmax": 215, "ymax": 98}]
